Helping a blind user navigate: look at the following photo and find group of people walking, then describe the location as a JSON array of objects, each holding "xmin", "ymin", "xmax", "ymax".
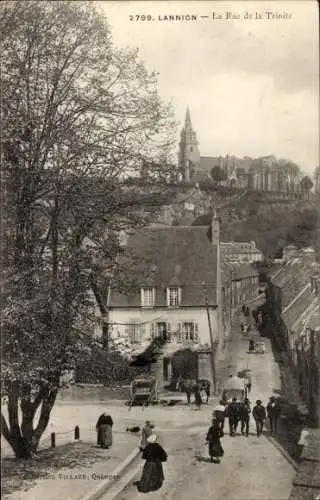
[
  {"xmin": 212, "ymin": 395, "xmax": 282, "ymax": 440},
  {"xmin": 95, "ymin": 392, "xmax": 282, "ymax": 491}
]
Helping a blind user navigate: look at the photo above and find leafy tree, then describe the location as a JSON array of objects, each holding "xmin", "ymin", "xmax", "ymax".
[
  {"xmin": 210, "ymin": 166, "xmax": 228, "ymax": 185},
  {"xmin": 1, "ymin": 0, "xmax": 175, "ymax": 458},
  {"xmin": 300, "ymin": 175, "xmax": 314, "ymax": 192}
]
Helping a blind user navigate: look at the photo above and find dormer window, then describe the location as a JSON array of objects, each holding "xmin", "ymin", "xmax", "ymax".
[
  {"xmin": 141, "ymin": 287, "xmax": 155, "ymax": 307},
  {"xmin": 166, "ymin": 287, "xmax": 181, "ymax": 307}
]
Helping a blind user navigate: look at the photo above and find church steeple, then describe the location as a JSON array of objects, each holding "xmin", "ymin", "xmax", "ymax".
[
  {"xmin": 185, "ymin": 106, "xmax": 191, "ymax": 127},
  {"xmin": 178, "ymin": 106, "xmax": 200, "ymax": 181}
]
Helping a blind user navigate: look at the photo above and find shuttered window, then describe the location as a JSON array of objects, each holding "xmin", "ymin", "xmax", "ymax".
[
  {"xmin": 141, "ymin": 287, "xmax": 155, "ymax": 307},
  {"xmin": 181, "ymin": 322, "xmax": 199, "ymax": 343},
  {"xmin": 128, "ymin": 319, "xmax": 141, "ymax": 343},
  {"xmin": 166, "ymin": 287, "xmax": 181, "ymax": 307}
]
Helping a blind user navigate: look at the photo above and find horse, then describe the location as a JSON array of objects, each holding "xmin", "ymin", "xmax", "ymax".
[{"xmin": 176, "ymin": 377, "xmax": 211, "ymax": 404}]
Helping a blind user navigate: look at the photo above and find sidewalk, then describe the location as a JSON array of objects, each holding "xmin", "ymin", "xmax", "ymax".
[{"xmin": 3, "ymin": 430, "xmax": 138, "ymax": 500}]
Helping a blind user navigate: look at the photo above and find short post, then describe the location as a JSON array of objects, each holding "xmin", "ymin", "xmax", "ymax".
[
  {"xmin": 74, "ymin": 425, "xmax": 80, "ymax": 440},
  {"xmin": 51, "ymin": 432, "xmax": 56, "ymax": 448}
]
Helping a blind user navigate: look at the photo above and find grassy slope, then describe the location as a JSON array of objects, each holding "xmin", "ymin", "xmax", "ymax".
[{"xmin": 195, "ymin": 192, "xmax": 320, "ymax": 259}]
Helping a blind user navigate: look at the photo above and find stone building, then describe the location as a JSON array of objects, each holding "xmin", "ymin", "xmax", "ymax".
[
  {"xmin": 266, "ymin": 251, "xmax": 320, "ymax": 424},
  {"xmin": 99, "ymin": 215, "xmax": 259, "ymax": 387},
  {"xmin": 221, "ymin": 240, "xmax": 263, "ymax": 263},
  {"xmin": 178, "ymin": 106, "xmax": 301, "ymax": 193}
]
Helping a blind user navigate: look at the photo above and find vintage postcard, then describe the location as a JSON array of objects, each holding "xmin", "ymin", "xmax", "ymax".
[{"xmin": 1, "ymin": 1, "xmax": 319, "ymax": 500}]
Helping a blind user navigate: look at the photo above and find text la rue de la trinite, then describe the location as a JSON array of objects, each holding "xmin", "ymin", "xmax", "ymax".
[{"xmin": 213, "ymin": 11, "xmax": 292, "ymax": 20}]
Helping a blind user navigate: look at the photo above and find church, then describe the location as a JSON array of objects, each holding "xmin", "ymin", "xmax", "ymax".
[{"xmin": 178, "ymin": 107, "xmax": 301, "ymax": 193}]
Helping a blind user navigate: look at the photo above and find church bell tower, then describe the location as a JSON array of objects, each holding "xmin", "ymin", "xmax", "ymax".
[{"xmin": 178, "ymin": 107, "xmax": 200, "ymax": 181}]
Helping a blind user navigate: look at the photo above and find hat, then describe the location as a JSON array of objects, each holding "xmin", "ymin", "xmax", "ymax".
[
  {"xmin": 256, "ymin": 400, "xmax": 262, "ymax": 405},
  {"xmin": 146, "ymin": 434, "xmax": 157, "ymax": 443},
  {"xmin": 269, "ymin": 396, "xmax": 276, "ymax": 401}
]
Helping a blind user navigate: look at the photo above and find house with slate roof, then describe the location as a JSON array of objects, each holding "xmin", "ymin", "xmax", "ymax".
[
  {"xmin": 267, "ymin": 252, "xmax": 320, "ymax": 424},
  {"xmin": 108, "ymin": 217, "xmax": 221, "ymax": 353},
  {"xmin": 104, "ymin": 213, "xmax": 260, "ymax": 384}
]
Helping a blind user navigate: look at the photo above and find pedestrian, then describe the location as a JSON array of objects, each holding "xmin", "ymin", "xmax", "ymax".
[
  {"xmin": 239, "ymin": 398, "xmax": 251, "ymax": 437},
  {"xmin": 240, "ymin": 322, "xmax": 244, "ymax": 333},
  {"xmin": 137, "ymin": 434, "xmax": 167, "ymax": 493},
  {"xmin": 213, "ymin": 400, "xmax": 226, "ymax": 431},
  {"xmin": 206, "ymin": 418, "xmax": 224, "ymax": 463},
  {"xmin": 96, "ymin": 413, "xmax": 113, "ymax": 449},
  {"xmin": 226, "ymin": 397, "xmax": 239, "ymax": 436},
  {"xmin": 252, "ymin": 400, "xmax": 266, "ymax": 437},
  {"xmin": 194, "ymin": 384, "xmax": 202, "ymax": 410},
  {"xmin": 249, "ymin": 339, "xmax": 255, "ymax": 352},
  {"xmin": 245, "ymin": 376, "xmax": 252, "ymax": 396},
  {"xmin": 140, "ymin": 421, "xmax": 154, "ymax": 451},
  {"xmin": 267, "ymin": 397, "xmax": 281, "ymax": 434}
]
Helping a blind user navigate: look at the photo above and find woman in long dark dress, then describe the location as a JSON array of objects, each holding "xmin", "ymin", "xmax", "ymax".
[
  {"xmin": 137, "ymin": 434, "xmax": 167, "ymax": 493},
  {"xmin": 206, "ymin": 418, "xmax": 224, "ymax": 463},
  {"xmin": 96, "ymin": 413, "xmax": 113, "ymax": 449}
]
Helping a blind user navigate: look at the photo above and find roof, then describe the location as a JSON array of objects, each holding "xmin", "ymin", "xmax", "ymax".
[
  {"xmin": 191, "ymin": 156, "xmax": 222, "ymax": 181},
  {"xmin": 282, "ymin": 285, "xmax": 315, "ymax": 331},
  {"xmin": 221, "ymin": 260, "xmax": 258, "ymax": 285},
  {"xmin": 109, "ymin": 226, "xmax": 217, "ymax": 307}
]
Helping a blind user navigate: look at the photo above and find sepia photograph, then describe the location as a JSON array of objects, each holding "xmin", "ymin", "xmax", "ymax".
[{"xmin": 1, "ymin": 1, "xmax": 319, "ymax": 500}]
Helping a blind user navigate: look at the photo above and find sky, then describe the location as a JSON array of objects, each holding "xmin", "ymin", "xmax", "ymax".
[{"xmin": 97, "ymin": 0, "xmax": 319, "ymax": 175}]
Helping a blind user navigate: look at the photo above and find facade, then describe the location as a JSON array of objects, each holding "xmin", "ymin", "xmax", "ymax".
[
  {"xmin": 100, "ymin": 216, "xmax": 260, "ymax": 385},
  {"xmin": 178, "ymin": 107, "xmax": 302, "ymax": 193},
  {"xmin": 108, "ymin": 220, "xmax": 221, "ymax": 360},
  {"xmin": 266, "ymin": 251, "xmax": 320, "ymax": 424},
  {"xmin": 221, "ymin": 241, "xmax": 263, "ymax": 263}
]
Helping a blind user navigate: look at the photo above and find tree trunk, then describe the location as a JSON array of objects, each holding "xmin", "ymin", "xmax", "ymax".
[{"xmin": 1, "ymin": 387, "xmax": 58, "ymax": 459}]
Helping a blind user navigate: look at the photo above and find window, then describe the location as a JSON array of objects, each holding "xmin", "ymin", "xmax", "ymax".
[
  {"xmin": 141, "ymin": 287, "xmax": 155, "ymax": 307},
  {"xmin": 167, "ymin": 287, "xmax": 181, "ymax": 307},
  {"xmin": 151, "ymin": 323, "xmax": 172, "ymax": 341},
  {"xmin": 181, "ymin": 322, "xmax": 199, "ymax": 342},
  {"xmin": 128, "ymin": 320, "xmax": 141, "ymax": 343}
]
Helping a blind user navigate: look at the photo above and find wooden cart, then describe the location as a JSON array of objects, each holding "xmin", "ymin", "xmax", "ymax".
[{"xmin": 128, "ymin": 376, "xmax": 159, "ymax": 409}]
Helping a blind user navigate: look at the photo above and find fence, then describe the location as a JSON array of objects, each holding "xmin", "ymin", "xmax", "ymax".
[{"xmin": 2, "ymin": 425, "xmax": 133, "ymax": 459}]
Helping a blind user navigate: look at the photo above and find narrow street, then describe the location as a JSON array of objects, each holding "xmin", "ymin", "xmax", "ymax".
[{"xmin": 115, "ymin": 332, "xmax": 297, "ymax": 500}]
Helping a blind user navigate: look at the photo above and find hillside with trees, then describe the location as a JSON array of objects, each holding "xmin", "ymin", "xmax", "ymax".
[{"xmin": 193, "ymin": 192, "xmax": 320, "ymax": 259}]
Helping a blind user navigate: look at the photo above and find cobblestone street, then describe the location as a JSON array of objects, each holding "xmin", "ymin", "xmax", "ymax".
[{"xmin": 113, "ymin": 335, "xmax": 297, "ymax": 500}]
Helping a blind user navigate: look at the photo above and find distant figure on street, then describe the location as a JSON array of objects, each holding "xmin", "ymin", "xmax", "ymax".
[
  {"xmin": 206, "ymin": 418, "xmax": 224, "ymax": 463},
  {"xmin": 213, "ymin": 400, "xmax": 226, "ymax": 431},
  {"xmin": 252, "ymin": 400, "xmax": 266, "ymax": 437},
  {"xmin": 239, "ymin": 398, "xmax": 251, "ymax": 437},
  {"xmin": 140, "ymin": 421, "xmax": 154, "ymax": 451},
  {"xmin": 96, "ymin": 413, "xmax": 113, "ymax": 448},
  {"xmin": 249, "ymin": 339, "xmax": 255, "ymax": 352},
  {"xmin": 267, "ymin": 397, "xmax": 281, "ymax": 434},
  {"xmin": 245, "ymin": 376, "xmax": 252, "ymax": 396},
  {"xmin": 194, "ymin": 384, "xmax": 202, "ymax": 410},
  {"xmin": 226, "ymin": 397, "xmax": 239, "ymax": 436},
  {"xmin": 137, "ymin": 434, "xmax": 167, "ymax": 493},
  {"xmin": 240, "ymin": 322, "xmax": 245, "ymax": 333}
]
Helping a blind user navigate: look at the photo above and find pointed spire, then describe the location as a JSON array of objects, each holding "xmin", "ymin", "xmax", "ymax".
[{"xmin": 185, "ymin": 106, "xmax": 191, "ymax": 126}]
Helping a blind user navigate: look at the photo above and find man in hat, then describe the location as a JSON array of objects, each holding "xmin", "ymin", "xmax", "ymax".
[
  {"xmin": 252, "ymin": 400, "xmax": 266, "ymax": 437},
  {"xmin": 239, "ymin": 398, "xmax": 251, "ymax": 437},
  {"xmin": 226, "ymin": 397, "xmax": 239, "ymax": 436},
  {"xmin": 267, "ymin": 396, "xmax": 281, "ymax": 434}
]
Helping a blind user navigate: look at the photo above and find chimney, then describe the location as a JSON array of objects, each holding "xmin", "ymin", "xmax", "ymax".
[
  {"xmin": 211, "ymin": 211, "xmax": 220, "ymax": 245},
  {"xmin": 211, "ymin": 211, "xmax": 222, "ymax": 352}
]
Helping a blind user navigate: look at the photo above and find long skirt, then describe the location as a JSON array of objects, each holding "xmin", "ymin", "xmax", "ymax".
[
  {"xmin": 208, "ymin": 440, "xmax": 224, "ymax": 458},
  {"xmin": 97, "ymin": 424, "xmax": 113, "ymax": 448},
  {"xmin": 138, "ymin": 460, "xmax": 164, "ymax": 493}
]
